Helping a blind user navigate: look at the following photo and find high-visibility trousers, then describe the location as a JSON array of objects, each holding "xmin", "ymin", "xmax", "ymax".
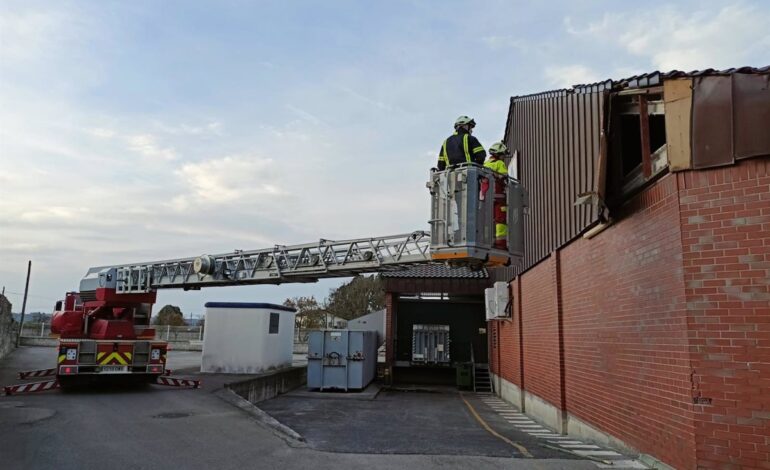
[
  {"xmin": 493, "ymin": 179, "xmax": 507, "ymax": 250},
  {"xmin": 495, "ymin": 223, "xmax": 508, "ymax": 249}
]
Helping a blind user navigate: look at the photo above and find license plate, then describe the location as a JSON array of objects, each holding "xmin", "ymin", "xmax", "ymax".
[{"xmin": 100, "ymin": 365, "xmax": 128, "ymax": 374}]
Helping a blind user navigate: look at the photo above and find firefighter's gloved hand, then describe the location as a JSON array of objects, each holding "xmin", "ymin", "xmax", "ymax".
[{"xmin": 430, "ymin": 167, "xmax": 438, "ymax": 173}]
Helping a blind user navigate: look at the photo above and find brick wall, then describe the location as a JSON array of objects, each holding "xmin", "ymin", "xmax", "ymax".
[
  {"xmin": 490, "ymin": 156, "xmax": 770, "ymax": 469},
  {"xmin": 520, "ymin": 255, "xmax": 564, "ymax": 410},
  {"xmin": 560, "ymin": 174, "xmax": 696, "ymax": 469},
  {"xmin": 491, "ymin": 279, "xmax": 524, "ymax": 391},
  {"xmin": 678, "ymin": 157, "xmax": 770, "ymax": 469}
]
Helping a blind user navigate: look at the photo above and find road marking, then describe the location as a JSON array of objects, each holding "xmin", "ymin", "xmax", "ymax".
[
  {"xmin": 573, "ymin": 450, "xmax": 622, "ymax": 457},
  {"xmin": 474, "ymin": 393, "xmax": 646, "ymax": 468},
  {"xmin": 460, "ymin": 393, "xmax": 533, "ymax": 458}
]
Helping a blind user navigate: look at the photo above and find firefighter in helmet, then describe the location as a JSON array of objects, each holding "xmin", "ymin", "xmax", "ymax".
[
  {"xmin": 484, "ymin": 141, "xmax": 509, "ymax": 250},
  {"xmin": 437, "ymin": 116, "xmax": 486, "ymax": 170}
]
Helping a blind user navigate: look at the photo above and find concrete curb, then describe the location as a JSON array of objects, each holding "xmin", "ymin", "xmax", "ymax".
[
  {"xmin": 285, "ymin": 383, "xmax": 381, "ymax": 401},
  {"xmin": 639, "ymin": 454, "xmax": 675, "ymax": 470},
  {"xmin": 214, "ymin": 388, "xmax": 306, "ymax": 445}
]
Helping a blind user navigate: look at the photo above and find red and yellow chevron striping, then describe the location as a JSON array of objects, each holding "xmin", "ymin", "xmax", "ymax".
[{"xmin": 96, "ymin": 351, "xmax": 132, "ymax": 366}]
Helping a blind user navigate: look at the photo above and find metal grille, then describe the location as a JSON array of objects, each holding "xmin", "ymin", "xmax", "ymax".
[{"xmin": 411, "ymin": 324, "xmax": 451, "ymax": 365}]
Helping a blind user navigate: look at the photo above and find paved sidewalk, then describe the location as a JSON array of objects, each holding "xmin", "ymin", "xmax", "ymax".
[{"xmin": 473, "ymin": 393, "xmax": 647, "ymax": 469}]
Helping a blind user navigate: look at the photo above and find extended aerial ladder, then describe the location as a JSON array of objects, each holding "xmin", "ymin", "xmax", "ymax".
[
  {"xmin": 82, "ymin": 231, "xmax": 433, "ymax": 294},
  {"xmin": 84, "ymin": 164, "xmax": 526, "ymax": 295},
  {"xmin": 3, "ymin": 165, "xmax": 527, "ymax": 395}
]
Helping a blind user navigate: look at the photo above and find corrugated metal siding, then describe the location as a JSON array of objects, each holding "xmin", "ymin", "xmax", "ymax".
[
  {"xmin": 499, "ymin": 90, "xmax": 604, "ymax": 276},
  {"xmin": 691, "ymin": 73, "xmax": 770, "ymax": 169},
  {"xmin": 692, "ymin": 76, "xmax": 734, "ymax": 169},
  {"xmin": 733, "ymin": 73, "xmax": 770, "ymax": 160}
]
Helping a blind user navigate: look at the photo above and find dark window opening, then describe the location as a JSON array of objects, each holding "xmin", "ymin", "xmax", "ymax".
[
  {"xmin": 619, "ymin": 114, "xmax": 642, "ymax": 177},
  {"xmin": 269, "ymin": 313, "xmax": 280, "ymax": 334},
  {"xmin": 607, "ymin": 91, "xmax": 669, "ymax": 206},
  {"xmin": 649, "ymin": 114, "xmax": 666, "ymax": 152}
]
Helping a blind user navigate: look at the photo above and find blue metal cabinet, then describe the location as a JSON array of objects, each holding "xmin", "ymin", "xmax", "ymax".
[{"xmin": 307, "ymin": 330, "xmax": 377, "ymax": 391}]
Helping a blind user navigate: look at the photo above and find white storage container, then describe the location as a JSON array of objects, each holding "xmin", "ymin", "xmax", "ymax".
[{"xmin": 201, "ymin": 302, "xmax": 296, "ymax": 374}]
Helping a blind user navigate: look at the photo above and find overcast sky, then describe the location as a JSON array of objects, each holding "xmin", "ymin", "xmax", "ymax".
[{"xmin": 1, "ymin": 0, "xmax": 768, "ymax": 316}]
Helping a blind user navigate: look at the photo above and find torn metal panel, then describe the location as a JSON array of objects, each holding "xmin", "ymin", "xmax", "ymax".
[
  {"xmin": 692, "ymin": 76, "xmax": 734, "ymax": 169},
  {"xmin": 664, "ymin": 79, "xmax": 693, "ymax": 171},
  {"xmin": 733, "ymin": 73, "xmax": 770, "ymax": 159}
]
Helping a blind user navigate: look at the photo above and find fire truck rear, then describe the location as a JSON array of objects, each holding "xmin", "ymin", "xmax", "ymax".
[{"xmin": 50, "ymin": 289, "xmax": 167, "ymax": 386}]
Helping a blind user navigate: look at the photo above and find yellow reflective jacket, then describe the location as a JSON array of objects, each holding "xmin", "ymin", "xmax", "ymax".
[{"xmin": 484, "ymin": 158, "xmax": 507, "ymax": 175}]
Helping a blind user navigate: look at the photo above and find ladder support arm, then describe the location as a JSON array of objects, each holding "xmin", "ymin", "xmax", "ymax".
[{"xmin": 80, "ymin": 231, "xmax": 432, "ymax": 294}]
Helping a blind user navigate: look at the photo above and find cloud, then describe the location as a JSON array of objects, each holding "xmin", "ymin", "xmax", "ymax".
[
  {"xmin": 19, "ymin": 206, "xmax": 90, "ymax": 223},
  {"xmin": 544, "ymin": 64, "xmax": 601, "ymax": 88},
  {"xmin": 480, "ymin": 35, "xmax": 528, "ymax": 51},
  {"xmin": 152, "ymin": 121, "xmax": 223, "ymax": 136},
  {"xmin": 565, "ymin": 3, "xmax": 770, "ymax": 71},
  {"xmin": 0, "ymin": 9, "xmax": 65, "ymax": 61},
  {"xmin": 336, "ymin": 85, "xmax": 396, "ymax": 112},
  {"xmin": 86, "ymin": 127, "xmax": 116, "ymax": 138},
  {"xmin": 174, "ymin": 155, "xmax": 286, "ymax": 206},
  {"xmin": 127, "ymin": 134, "xmax": 178, "ymax": 161},
  {"xmin": 285, "ymin": 104, "xmax": 324, "ymax": 126}
]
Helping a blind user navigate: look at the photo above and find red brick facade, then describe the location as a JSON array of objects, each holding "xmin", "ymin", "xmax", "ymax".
[
  {"xmin": 680, "ymin": 159, "xmax": 770, "ymax": 469},
  {"xmin": 490, "ymin": 157, "xmax": 770, "ymax": 469}
]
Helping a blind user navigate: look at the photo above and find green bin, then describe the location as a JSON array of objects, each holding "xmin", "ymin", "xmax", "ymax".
[{"xmin": 456, "ymin": 362, "xmax": 472, "ymax": 389}]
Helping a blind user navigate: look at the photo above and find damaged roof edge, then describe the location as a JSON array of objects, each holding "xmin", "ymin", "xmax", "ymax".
[{"xmin": 512, "ymin": 66, "xmax": 770, "ymax": 101}]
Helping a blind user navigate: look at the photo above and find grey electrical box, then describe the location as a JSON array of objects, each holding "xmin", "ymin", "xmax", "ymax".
[
  {"xmin": 307, "ymin": 330, "xmax": 378, "ymax": 391},
  {"xmin": 411, "ymin": 324, "xmax": 451, "ymax": 365}
]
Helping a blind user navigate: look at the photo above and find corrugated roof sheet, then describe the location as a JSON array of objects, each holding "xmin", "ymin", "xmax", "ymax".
[
  {"xmin": 380, "ymin": 264, "xmax": 488, "ymax": 279},
  {"xmin": 515, "ymin": 66, "xmax": 770, "ymax": 100}
]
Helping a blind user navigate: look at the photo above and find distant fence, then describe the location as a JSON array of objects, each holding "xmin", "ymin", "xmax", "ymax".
[
  {"xmin": 19, "ymin": 324, "xmax": 312, "ymax": 354},
  {"xmin": 19, "ymin": 323, "xmax": 204, "ymax": 342}
]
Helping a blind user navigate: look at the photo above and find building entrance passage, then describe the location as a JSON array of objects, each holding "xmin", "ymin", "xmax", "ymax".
[{"xmin": 391, "ymin": 297, "xmax": 487, "ymax": 385}]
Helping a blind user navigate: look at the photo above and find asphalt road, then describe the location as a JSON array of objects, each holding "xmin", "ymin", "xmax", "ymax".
[
  {"xmin": 260, "ymin": 387, "xmax": 575, "ymax": 459},
  {"xmin": 0, "ymin": 347, "xmax": 598, "ymax": 470}
]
